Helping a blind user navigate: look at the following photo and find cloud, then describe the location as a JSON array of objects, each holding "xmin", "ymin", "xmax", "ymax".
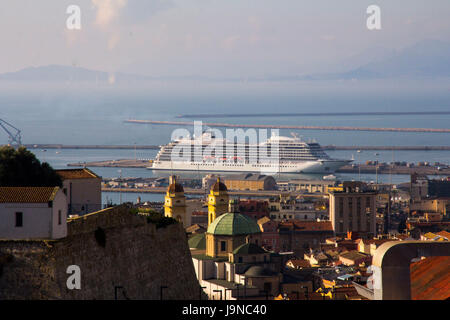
[
  {"xmin": 91, "ymin": 0, "xmax": 174, "ymax": 28},
  {"xmin": 92, "ymin": 0, "xmax": 128, "ymax": 27}
]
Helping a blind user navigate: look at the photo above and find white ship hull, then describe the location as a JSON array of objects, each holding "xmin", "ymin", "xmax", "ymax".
[{"xmin": 149, "ymin": 159, "xmax": 350, "ymax": 174}]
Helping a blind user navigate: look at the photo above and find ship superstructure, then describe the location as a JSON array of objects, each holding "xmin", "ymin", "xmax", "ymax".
[{"xmin": 149, "ymin": 132, "xmax": 351, "ymax": 173}]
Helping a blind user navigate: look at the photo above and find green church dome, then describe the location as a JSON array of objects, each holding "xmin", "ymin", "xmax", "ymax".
[
  {"xmin": 232, "ymin": 242, "xmax": 266, "ymax": 255},
  {"xmin": 188, "ymin": 233, "xmax": 206, "ymax": 250},
  {"xmin": 207, "ymin": 212, "xmax": 261, "ymax": 236}
]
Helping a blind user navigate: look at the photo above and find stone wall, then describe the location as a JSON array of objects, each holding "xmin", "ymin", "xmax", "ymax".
[{"xmin": 0, "ymin": 206, "xmax": 202, "ymax": 299}]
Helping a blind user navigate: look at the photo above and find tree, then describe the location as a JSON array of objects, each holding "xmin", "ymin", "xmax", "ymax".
[{"xmin": 0, "ymin": 146, "xmax": 62, "ymax": 187}]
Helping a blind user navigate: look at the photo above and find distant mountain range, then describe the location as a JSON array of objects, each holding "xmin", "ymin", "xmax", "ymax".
[
  {"xmin": 0, "ymin": 65, "xmax": 148, "ymax": 83},
  {"xmin": 274, "ymin": 39, "xmax": 450, "ymax": 81},
  {"xmin": 332, "ymin": 39, "xmax": 450, "ymax": 79},
  {"xmin": 1, "ymin": 39, "xmax": 449, "ymax": 83}
]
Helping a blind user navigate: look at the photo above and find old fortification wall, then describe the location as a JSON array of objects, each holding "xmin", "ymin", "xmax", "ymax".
[{"xmin": 0, "ymin": 206, "xmax": 202, "ymax": 299}]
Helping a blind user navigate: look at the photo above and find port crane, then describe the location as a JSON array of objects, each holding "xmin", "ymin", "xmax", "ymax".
[{"xmin": 0, "ymin": 118, "xmax": 22, "ymax": 148}]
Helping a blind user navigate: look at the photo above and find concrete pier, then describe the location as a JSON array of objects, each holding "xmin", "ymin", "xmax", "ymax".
[
  {"xmin": 23, "ymin": 144, "xmax": 450, "ymax": 151},
  {"xmin": 125, "ymin": 119, "xmax": 450, "ymax": 133}
]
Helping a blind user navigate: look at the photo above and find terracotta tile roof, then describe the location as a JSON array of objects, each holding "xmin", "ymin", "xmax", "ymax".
[
  {"xmin": 257, "ymin": 216, "xmax": 271, "ymax": 225},
  {"xmin": 0, "ymin": 187, "xmax": 59, "ymax": 203},
  {"xmin": 325, "ymin": 250, "xmax": 341, "ymax": 259},
  {"xmin": 279, "ymin": 220, "xmax": 333, "ymax": 232},
  {"xmin": 191, "ymin": 211, "xmax": 208, "ymax": 216},
  {"xmin": 333, "ymin": 286, "xmax": 359, "ymax": 295},
  {"xmin": 287, "ymin": 259, "xmax": 311, "ymax": 269},
  {"xmin": 423, "ymin": 232, "xmax": 439, "ymax": 240},
  {"xmin": 56, "ymin": 168, "xmax": 100, "ymax": 180},
  {"xmin": 277, "ymin": 292, "xmax": 329, "ymax": 300},
  {"xmin": 186, "ymin": 224, "xmax": 206, "ymax": 234},
  {"xmin": 436, "ymin": 231, "xmax": 450, "ymax": 240},
  {"xmin": 369, "ymin": 239, "xmax": 395, "ymax": 246},
  {"xmin": 395, "ymin": 234, "xmax": 410, "ymax": 240},
  {"xmin": 339, "ymin": 251, "xmax": 371, "ymax": 262},
  {"xmin": 339, "ymin": 240, "xmax": 358, "ymax": 245},
  {"xmin": 411, "ymin": 256, "xmax": 450, "ymax": 300}
]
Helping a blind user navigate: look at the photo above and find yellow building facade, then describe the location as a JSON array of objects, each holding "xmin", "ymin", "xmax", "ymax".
[
  {"xmin": 164, "ymin": 176, "xmax": 190, "ymax": 227},
  {"xmin": 207, "ymin": 178, "xmax": 229, "ymax": 226}
]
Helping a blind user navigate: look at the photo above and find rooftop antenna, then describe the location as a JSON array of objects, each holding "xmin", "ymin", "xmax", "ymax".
[{"xmin": 0, "ymin": 118, "xmax": 22, "ymax": 148}]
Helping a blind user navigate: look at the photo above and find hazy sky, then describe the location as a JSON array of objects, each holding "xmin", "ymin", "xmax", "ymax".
[{"xmin": 1, "ymin": 0, "xmax": 450, "ymax": 77}]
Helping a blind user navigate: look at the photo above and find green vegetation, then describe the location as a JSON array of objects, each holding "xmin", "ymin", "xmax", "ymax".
[
  {"xmin": 145, "ymin": 212, "xmax": 178, "ymax": 229},
  {"xmin": 0, "ymin": 146, "xmax": 62, "ymax": 187},
  {"xmin": 130, "ymin": 208, "xmax": 178, "ymax": 229}
]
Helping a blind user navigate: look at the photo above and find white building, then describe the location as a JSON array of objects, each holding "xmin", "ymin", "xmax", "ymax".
[
  {"xmin": 56, "ymin": 168, "xmax": 102, "ymax": 215},
  {"xmin": 0, "ymin": 187, "xmax": 67, "ymax": 240},
  {"xmin": 269, "ymin": 210, "xmax": 327, "ymax": 221}
]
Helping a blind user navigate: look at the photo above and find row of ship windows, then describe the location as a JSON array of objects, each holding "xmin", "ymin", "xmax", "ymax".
[
  {"xmin": 161, "ymin": 147, "xmax": 324, "ymax": 153},
  {"xmin": 162, "ymin": 151, "xmax": 323, "ymax": 155},
  {"xmin": 157, "ymin": 157, "xmax": 320, "ymax": 161},
  {"xmin": 156, "ymin": 159, "xmax": 316, "ymax": 165},
  {"xmin": 154, "ymin": 162, "xmax": 299, "ymax": 168}
]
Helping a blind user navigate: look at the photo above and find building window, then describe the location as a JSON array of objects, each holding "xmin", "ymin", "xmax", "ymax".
[
  {"xmin": 58, "ymin": 210, "xmax": 62, "ymax": 225},
  {"xmin": 220, "ymin": 241, "xmax": 226, "ymax": 251},
  {"xmin": 15, "ymin": 212, "xmax": 23, "ymax": 227}
]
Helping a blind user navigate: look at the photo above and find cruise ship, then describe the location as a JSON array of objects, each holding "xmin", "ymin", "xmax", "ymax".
[{"xmin": 149, "ymin": 132, "xmax": 351, "ymax": 174}]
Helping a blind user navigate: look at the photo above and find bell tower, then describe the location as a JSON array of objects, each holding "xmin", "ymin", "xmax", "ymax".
[
  {"xmin": 164, "ymin": 176, "xmax": 189, "ymax": 226},
  {"xmin": 208, "ymin": 177, "xmax": 229, "ymax": 226}
]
